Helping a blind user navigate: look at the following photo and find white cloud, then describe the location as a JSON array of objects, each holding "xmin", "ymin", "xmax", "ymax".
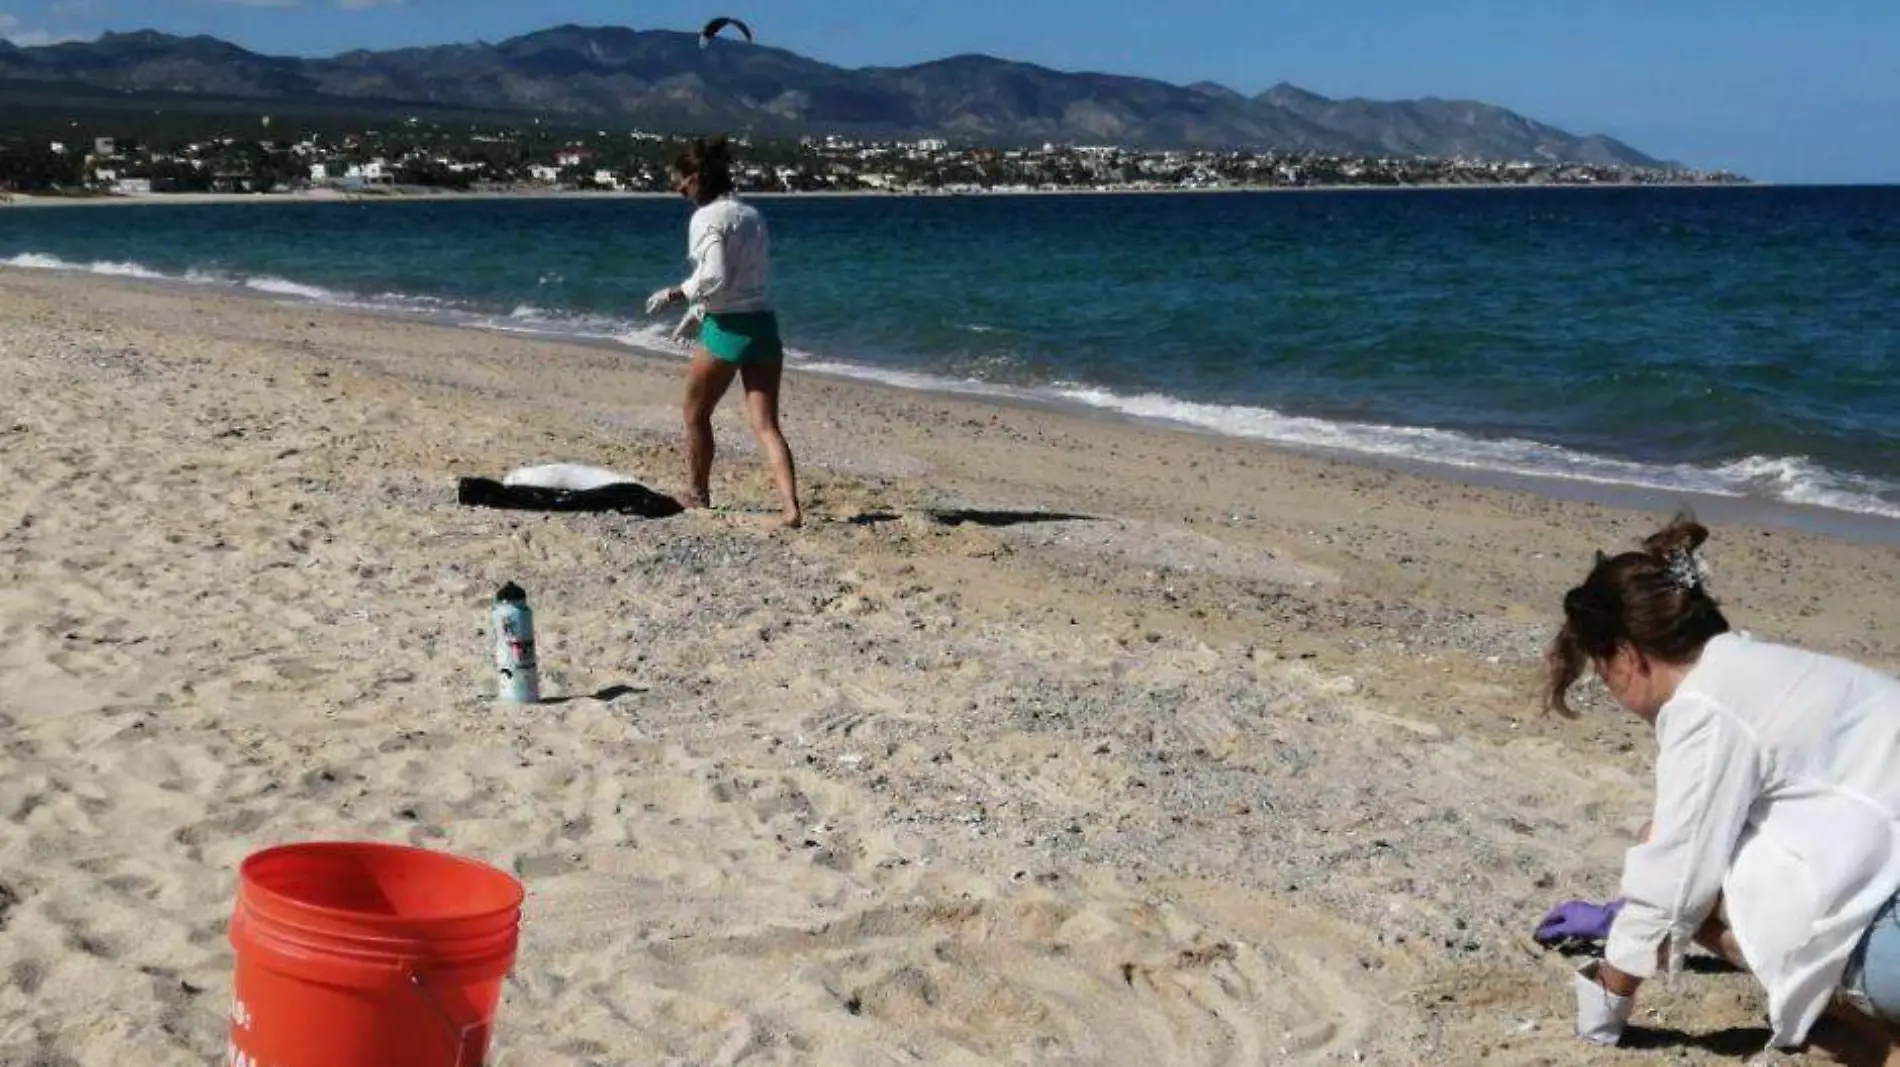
[
  {"xmin": 3, "ymin": 30, "xmax": 91, "ymax": 44},
  {"xmin": 1, "ymin": 11, "xmax": 86, "ymax": 45}
]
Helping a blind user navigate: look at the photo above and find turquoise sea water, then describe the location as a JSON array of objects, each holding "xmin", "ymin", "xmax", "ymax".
[{"xmin": 2, "ymin": 186, "xmax": 1896, "ymax": 519}]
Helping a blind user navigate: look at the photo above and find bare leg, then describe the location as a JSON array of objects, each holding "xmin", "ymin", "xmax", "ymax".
[
  {"xmin": 1634, "ymin": 820, "xmax": 1899, "ymax": 1063},
  {"xmin": 680, "ymin": 349, "xmax": 738, "ymax": 509},
  {"xmin": 739, "ymin": 354, "xmax": 801, "ymax": 528},
  {"xmin": 1689, "ymin": 896, "xmax": 1896, "ymax": 1064},
  {"xmin": 1692, "ymin": 907, "xmax": 1748, "ymax": 971}
]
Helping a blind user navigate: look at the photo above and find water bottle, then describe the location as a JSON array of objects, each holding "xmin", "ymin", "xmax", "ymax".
[{"xmin": 492, "ymin": 582, "xmax": 540, "ymax": 703}]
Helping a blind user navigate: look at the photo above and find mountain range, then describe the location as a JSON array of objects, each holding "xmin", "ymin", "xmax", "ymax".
[{"xmin": 0, "ymin": 26, "xmax": 1669, "ymax": 167}]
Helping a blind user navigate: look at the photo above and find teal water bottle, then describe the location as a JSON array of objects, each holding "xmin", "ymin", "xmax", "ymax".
[{"xmin": 492, "ymin": 582, "xmax": 540, "ymax": 703}]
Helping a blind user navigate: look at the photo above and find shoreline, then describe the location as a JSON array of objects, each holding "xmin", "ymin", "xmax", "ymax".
[
  {"xmin": 601, "ymin": 324, "xmax": 1900, "ymax": 548},
  {"xmin": 4, "ymin": 268, "xmax": 1897, "ymax": 1065},
  {"xmin": 0, "ymin": 179, "xmax": 1766, "ymax": 209},
  {"xmin": 3, "ymin": 257, "xmax": 1893, "ymax": 544}
]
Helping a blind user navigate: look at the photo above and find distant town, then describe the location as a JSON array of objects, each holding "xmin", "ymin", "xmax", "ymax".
[{"xmin": 0, "ymin": 118, "xmax": 1749, "ymax": 199}]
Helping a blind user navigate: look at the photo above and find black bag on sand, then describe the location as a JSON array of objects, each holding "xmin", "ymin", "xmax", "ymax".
[{"xmin": 457, "ymin": 477, "xmax": 685, "ymax": 518}]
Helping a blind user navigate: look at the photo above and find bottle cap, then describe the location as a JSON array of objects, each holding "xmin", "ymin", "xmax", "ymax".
[{"xmin": 496, "ymin": 581, "xmax": 527, "ymax": 603}]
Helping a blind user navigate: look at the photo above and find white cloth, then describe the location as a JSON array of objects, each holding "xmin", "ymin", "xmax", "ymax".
[
  {"xmin": 502, "ymin": 464, "xmax": 637, "ymax": 492},
  {"xmin": 1604, "ymin": 632, "xmax": 1900, "ymax": 1048},
  {"xmin": 676, "ymin": 196, "xmax": 772, "ymax": 314},
  {"xmin": 1573, "ymin": 961, "xmax": 1634, "ymax": 1045}
]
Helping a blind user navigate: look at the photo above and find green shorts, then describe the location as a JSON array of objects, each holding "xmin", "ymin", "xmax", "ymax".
[{"xmin": 700, "ymin": 310, "xmax": 784, "ymax": 365}]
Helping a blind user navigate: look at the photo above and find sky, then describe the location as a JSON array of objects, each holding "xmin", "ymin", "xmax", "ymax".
[{"xmin": 2, "ymin": 0, "xmax": 1896, "ymax": 183}]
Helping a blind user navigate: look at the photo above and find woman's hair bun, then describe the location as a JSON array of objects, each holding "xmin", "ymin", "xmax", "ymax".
[{"xmin": 1641, "ymin": 512, "xmax": 1710, "ymax": 561}]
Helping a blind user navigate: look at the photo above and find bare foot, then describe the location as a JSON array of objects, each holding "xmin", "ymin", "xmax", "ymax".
[
  {"xmin": 778, "ymin": 508, "xmax": 804, "ymax": 529},
  {"xmin": 678, "ymin": 491, "xmax": 709, "ymax": 511}
]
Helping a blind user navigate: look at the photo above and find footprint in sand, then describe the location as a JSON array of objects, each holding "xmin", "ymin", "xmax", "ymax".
[
  {"xmin": 101, "ymin": 872, "xmax": 161, "ymax": 903},
  {"xmin": 137, "ymin": 962, "xmax": 215, "ymax": 1047},
  {"xmin": 170, "ymin": 806, "xmax": 269, "ymax": 863},
  {"xmin": 9, "ymin": 958, "xmax": 47, "ymax": 996},
  {"xmin": 624, "ymin": 896, "xmax": 1375, "ymax": 1066},
  {"xmin": 515, "ymin": 851, "xmax": 587, "ymax": 880},
  {"xmin": 51, "ymin": 912, "xmax": 119, "ymax": 961}
]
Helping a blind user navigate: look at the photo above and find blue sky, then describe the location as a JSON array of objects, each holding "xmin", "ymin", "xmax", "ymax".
[{"xmin": 2, "ymin": 0, "xmax": 1895, "ymax": 183}]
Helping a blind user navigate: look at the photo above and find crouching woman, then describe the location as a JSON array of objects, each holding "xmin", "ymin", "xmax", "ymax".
[{"xmin": 1547, "ymin": 516, "xmax": 1900, "ymax": 1065}]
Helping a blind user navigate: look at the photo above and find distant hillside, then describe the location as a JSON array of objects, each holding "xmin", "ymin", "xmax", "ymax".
[{"xmin": 0, "ymin": 26, "xmax": 1671, "ymax": 167}]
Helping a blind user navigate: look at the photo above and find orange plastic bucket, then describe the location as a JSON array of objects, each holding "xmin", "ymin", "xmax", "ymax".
[{"xmin": 228, "ymin": 841, "xmax": 525, "ymax": 1067}]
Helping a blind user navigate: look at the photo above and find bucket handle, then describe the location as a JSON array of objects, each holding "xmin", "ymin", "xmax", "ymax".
[{"xmin": 406, "ymin": 967, "xmax": 491, "ymax": 1067}]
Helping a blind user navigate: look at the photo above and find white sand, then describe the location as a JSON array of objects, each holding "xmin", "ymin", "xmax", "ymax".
[{"xmin": 1, "ymin": 269, "xmax": 1895, "ymax": 1065}]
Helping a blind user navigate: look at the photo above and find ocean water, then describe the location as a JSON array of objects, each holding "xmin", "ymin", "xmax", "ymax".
[{"xmin": 3, "ymin": 186, "xmax": 1897, "ymax": 521}]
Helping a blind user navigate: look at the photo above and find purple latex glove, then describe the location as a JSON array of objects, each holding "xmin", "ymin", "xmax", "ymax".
[{"xmin": 1534, "ymin": 898, "xmax": 1626, "ymax": 946}]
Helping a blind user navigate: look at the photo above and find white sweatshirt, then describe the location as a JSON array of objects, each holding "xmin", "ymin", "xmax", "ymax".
[
  {"xmin": 1604, "ymin": 632, "xmax": 1900, "ymax": 1048},
  {"xmin": 677, "ymin": 195, "xmax": 772, "ymax": 315}
]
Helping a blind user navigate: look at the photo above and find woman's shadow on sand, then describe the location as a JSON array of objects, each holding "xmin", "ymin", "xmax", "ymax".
[{"xmin": 1619, "ymin": 1025, "xmax": 1774, "ymax": 1057}]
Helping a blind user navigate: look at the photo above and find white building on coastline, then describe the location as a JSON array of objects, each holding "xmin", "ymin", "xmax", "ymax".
[{"xmin": 344, "ymin": 160, "xmax": 393, "ymax": 185}]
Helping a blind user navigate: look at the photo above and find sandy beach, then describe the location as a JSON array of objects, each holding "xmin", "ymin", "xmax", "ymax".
[{"xmin": 0, "ymin": 267, "xmax": 1894, "ymax": 1065}]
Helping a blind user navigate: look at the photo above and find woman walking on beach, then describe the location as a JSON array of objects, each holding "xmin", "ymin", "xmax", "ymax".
[
  {"xmin": 1539, "ymin": 516, "xmax": 1900, "ymax": 1064},
  {"xmin": 647, "ymin": 136, "xmax": 801, "ymax": 528}
]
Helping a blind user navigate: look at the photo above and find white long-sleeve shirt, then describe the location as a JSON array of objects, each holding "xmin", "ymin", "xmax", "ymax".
[
  {"xmin": 676, "ymin": 195, "xmax": 772, "ymax": 315},
  {"xmin": 1604, "ymin": 632, "xmax": 1900, "ymax": 1048}
]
